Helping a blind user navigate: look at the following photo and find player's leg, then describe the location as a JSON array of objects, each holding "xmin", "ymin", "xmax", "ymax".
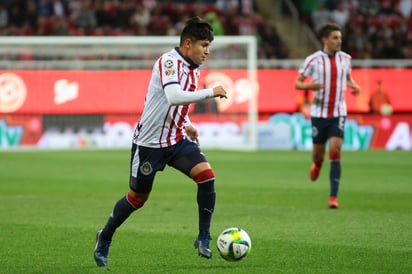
[
  {"xmin": 311, "ymin": 143, "xmax": 326, "ymax": 180},
  {"xmin": 98, "ymin": 190, "xmax": 150, "ymax": 244},
  {"xmin": 327, "ymin": 116, "xmax": 345, "ymax": 208},
  {"xmin": 310, "ymin": 118, "xmax": 327, "ymax": 181},
  {"xmin": 190, "ymin": 161, "xmax": 216, "ymax": 258},
  {"xmin": 328, "ymin": 137, "xmax": 342, "ymax": 208},
  {"xmin": 94, "ymin": 190, "xmax": 149, "ymax": 267},
  {"xmin": 94, "ymin": 144, "xmax": 161, "ymax": 267},
  {"xmin": 191, "ymin": 161, "xmax": 216, "ymax": 238},
  {"xmin": 169, "ymin": 139, "xmax": 216, "ymax": 259}
]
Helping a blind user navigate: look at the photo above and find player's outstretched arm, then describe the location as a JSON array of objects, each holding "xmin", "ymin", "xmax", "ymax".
[
  {"xmin": 212, "ymin": 85, "xmax": 228, "ymax": 99},
  {"xmin": 165, "ymin": 84, "xmax": 227, "ymax": 105}
]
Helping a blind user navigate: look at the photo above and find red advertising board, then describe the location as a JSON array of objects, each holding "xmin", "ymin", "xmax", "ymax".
[
  {"xmin": 0, "ymin": 70, "xmax": 149, "ymax": 114},
  {"xmin": 257, "ymin": 68, "xmax": 412, "ymax": 113},
  {"xmin": 0, "ymin": 68, "xmax": 411, "ymax": 150},
  {"xmin": 1, "ymin": 69, "xmax": 411, "ymax": 114}
]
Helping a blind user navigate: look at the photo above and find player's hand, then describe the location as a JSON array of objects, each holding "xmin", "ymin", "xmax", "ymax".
[
  {"xmin": 185, "ymin": 125, "xmax": 199, "ymax": 145},
  {"xmin": 213, "ymin": 85, "xmax": 228, "ymax": 99},
  {"xmin": 351, "ymin": 85, "xmax": 360, "ymax": 96},
  {"xmin": 310, "ymin": 81, "xmax": 323, "ymax": 91}
]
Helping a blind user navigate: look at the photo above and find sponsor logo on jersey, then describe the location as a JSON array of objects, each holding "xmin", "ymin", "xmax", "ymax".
[
  {"xmin": 341, "ymin": 60, "xmax": 347, "ymax": 68},
  {"xmin": 164, "ymin": 59, "xmax": 175, "ymax": 76},
  {"xmin": 165, "ymin": 68, "xmax": 175, "ymax": 76}
]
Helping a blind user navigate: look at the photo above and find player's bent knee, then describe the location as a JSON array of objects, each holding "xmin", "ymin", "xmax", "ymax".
[
  {"xmin": 189, "ymin": 162, "xmax": 211, "ymax": 176},
  {"xmin": 329, "ymin": 151, "xmax": 341, "ymax": 161},
  {"xmin": 126, "ymin": 192, "xmax": 147, "ymax": 209},
  {"xmin": 193, "ymin": 168, "xmax": 215, "ymax": 184}
]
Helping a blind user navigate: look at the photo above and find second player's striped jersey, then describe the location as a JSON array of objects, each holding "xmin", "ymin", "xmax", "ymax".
[
  {"xmin": 299, "ymin": 50, "xmax": 352, "ymax": 118},
  {"xmin": 133, "ymin": 47, "xmax": 200, "ymax": 148}
]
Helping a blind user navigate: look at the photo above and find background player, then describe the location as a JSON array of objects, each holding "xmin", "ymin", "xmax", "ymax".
[
  {"xmin": 294, "ymin": 22, "xmax": 360, "ymax": 209},
  {"xmin": 94, "ymin": 16, "xmax": 228, "ymax": 267}
]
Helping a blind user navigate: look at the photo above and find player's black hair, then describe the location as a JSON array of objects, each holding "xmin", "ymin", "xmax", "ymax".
[
  {"xmin": 180, "ymin": 16, "xmax": 214, "ymax": 45},
  {"xmin": 318, "ymin": 22, "xmax": 342, "ymax": 39}
]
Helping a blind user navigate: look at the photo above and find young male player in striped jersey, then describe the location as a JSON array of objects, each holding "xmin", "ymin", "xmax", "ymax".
[
  {"xmin": 94, "ymin": 16, "xmax": 228, "ymax": 267},
  {"xmin": 294, "ymin": 22, "xmax": 360, "ymax": 209}
]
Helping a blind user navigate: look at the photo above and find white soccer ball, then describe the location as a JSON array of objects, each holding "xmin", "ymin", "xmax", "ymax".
[{"xmin": 216, "ymin": 227, "xmax": 252, "ymax": 261}]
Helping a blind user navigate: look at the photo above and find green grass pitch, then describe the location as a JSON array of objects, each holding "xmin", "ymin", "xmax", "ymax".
[{"xmin": 0, "ymin": 149, "xmax": 411, "ymax": 274}]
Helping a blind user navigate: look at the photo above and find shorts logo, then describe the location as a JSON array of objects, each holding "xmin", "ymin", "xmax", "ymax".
[
  {"xmin": 338, "ymin": 117, "xmax": 345, "ymax": 131},
  {"xmin": 164, "ymin": 59, "xmax": 175, "ymax": 76},
  {"xmin": 312, "ymin": 126, "xmax": 319, "ymax": 137},
  {"xmin": 140, "ymin": 161, "xmax": 153, "ymax": 175}
]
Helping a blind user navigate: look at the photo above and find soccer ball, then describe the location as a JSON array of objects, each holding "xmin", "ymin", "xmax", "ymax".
[{"xmin": 216, "ymin": 227, "xmax": 252, "ymax": 261}]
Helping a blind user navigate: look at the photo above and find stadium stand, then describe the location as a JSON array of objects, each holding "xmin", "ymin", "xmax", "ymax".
[
  {"xmin": 0, "ymin": 0, "xmax": 290, "ymax": 60},
  {"xmin": 2, "ymin": 0, "xmax": 410, "ymax": 60},
  {"xmin": 292, "ymin": 0, "xmax": 412, "ymax": 59}
]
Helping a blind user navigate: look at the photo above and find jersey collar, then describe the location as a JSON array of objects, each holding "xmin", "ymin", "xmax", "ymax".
[
  {"xmin": 321, "ymin": 49, "xmax": 338, "ymax": 58},
  {"xmin": 175, "ymin": 47, "xmax": 199, "ymax": 69}
]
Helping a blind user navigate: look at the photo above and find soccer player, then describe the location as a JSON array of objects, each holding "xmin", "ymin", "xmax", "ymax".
[
  {"xmin": 94, "ymin": 16, "xmax": 228, "ymax": 267},
  {"xmin": 294, "ymin": 22, "xmax": 360, "ymax": 209}
]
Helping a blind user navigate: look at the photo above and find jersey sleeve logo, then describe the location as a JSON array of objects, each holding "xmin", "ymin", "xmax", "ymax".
[{"xmin": 164, "ymin": 59, "xmax": 175, "ymax": 77}]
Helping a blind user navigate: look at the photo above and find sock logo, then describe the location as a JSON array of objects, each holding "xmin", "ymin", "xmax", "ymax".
[{"xmin": 203, "ymin": 208, "xmax": 213, "ymax": 214}]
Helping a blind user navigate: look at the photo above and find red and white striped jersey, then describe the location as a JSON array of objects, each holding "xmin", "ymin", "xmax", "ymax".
[
  {"xmin": 133, "ymin": 47, "xmax": 200, "ymax": 148},
  {"xmin": 299, "ymin": 50, "xmax": 352, "ymax": 118}
]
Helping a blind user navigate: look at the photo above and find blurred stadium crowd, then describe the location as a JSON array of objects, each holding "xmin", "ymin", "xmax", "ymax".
[
  {"xmin": 295, "ymin": 0, "xmax": 412, "ymax": 59},
  {"xmin": 0, "ymin": 0, "xmax": 411, "ymax": 59},
  {"xmin": 0, "ymin": 0, "xmax": 290, "ymax": 60}
]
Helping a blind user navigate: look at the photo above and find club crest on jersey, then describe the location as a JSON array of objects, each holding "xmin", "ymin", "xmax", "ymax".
[
  {"xmin": 140, "ymin": 161, "xmax": 153, "ymax": 175},
  {"xmin": 164, "ymin": 59, "xmax": 175, "ymax": 76}
]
